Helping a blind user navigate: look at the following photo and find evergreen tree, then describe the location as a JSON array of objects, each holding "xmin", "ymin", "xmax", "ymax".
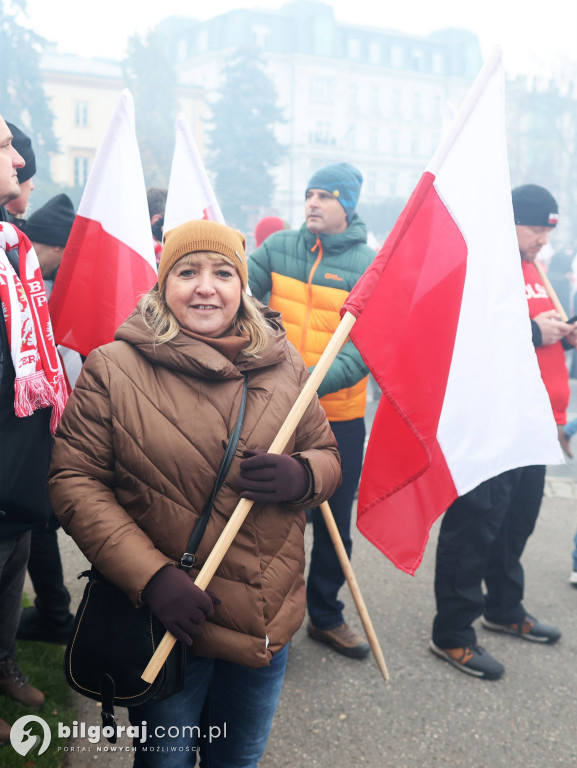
[
  {"xmin": 206, "ymin": 48, "xmax": 286, "ymax": 230},
  {"xmin": 124, "ymin": 29, "xmax": 178, "ymax": 188},
  {"xmin": 0, "ymin": 0, "xmax": 58, "ymax": 178}
]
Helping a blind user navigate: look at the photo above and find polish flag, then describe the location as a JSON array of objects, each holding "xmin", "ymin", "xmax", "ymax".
[
  {"xmin": 50, "ymin": 90, "xmax": 157, "ymax": 358},
  {"xmin": 343, "ymin": 48, "xmax": 563, "ymax": 575},
  {"xmin": 163, "ymin": 116, "xmax": 225, "ymax": 233}
]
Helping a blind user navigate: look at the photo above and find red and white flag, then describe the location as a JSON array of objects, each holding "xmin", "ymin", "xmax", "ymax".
[
  {"xmin": 163, "ymin": 116, "xmax": 225, "ymax": 233},
  {"xmin": 343, "ymin": 48, "xmax": 563, "ymax": 575},
  {"xmin": 49, "ymin": 90, "xmax": 157, "ymax": 358}
]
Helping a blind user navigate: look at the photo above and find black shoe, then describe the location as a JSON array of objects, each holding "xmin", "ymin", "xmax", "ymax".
[
  {"xmin": 429, "ymin": 640, "xmax": 505, "ymax": 680},
  {"xmin": 307, "ymin": 621, "xmax": 370, "ymax": 659},
  {"xmin": 481, "ymin": 614, "xmax": 561, "ymax": 644},
  {"xmin": 17, "ymin": 607, "xmax": 74, "ymax": 644}
]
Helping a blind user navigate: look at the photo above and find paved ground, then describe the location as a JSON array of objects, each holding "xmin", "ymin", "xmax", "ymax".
[
  {"xmin": 24, "ymin": 379, "xmax": 577, "ymax": 766},
  {"xmin": 47, "ymin": 471, "xmax": 577, "ymax": 768}
]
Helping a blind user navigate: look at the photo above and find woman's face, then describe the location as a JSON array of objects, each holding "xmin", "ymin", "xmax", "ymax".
[{"xmin": 164, "ymin": 252, "xmax": 242, "ymax": 337}]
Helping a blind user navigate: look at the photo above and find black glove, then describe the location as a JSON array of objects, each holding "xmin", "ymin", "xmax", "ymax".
[
  {"xmin": 142, "ymin": 565, "xmax": 218, "ymax": 646},
  {"xmin": 237, "ymin": 449, "xmax": 312, "ymax": 503}
]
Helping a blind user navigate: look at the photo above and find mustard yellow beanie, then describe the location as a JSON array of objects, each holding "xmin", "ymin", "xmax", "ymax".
[{"xmin": 158, "ymin": 220, "xmax": 248, "ymax": 291}]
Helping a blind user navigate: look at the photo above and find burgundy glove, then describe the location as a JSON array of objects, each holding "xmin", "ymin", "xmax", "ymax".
[
  {"xmin": 142, "ymin": 565, "xmax": 218, "ymax": 646},
  {"xmin": 237, "ymin": 449, "xmax": 312, "ymax": 503}
]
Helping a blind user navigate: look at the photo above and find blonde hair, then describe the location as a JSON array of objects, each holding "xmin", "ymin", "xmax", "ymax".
[{"xmin": 140, "ymin": 251, "xmax": 271, "ymax": 357}]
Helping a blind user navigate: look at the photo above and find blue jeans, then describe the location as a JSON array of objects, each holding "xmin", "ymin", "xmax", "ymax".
[
  {"xmin": 572, "ymin": 530, "xmax": 577, "ymax": 571},
  {"xmin": 307, "ymin": 418, "xmax": 365, "ymax": 629},
  {"xmin": 129, "ymin": 643, "xmax": 289, "ymax": 768}
]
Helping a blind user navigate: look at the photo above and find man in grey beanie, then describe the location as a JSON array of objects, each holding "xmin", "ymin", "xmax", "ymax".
[{"xmin": 249, "ymin": 162, "xmax": 375, "ymax": 659}]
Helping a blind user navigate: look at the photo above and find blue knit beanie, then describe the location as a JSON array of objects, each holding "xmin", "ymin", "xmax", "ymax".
[{"xmin": 306, "ymin": 162, "xmax": 363, "ymax": 223}]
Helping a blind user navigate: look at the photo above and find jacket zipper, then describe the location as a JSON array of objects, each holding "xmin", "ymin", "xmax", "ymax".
[{"xmin": 299, "ymin": 237, "xmax": 323, "ymax": 354}]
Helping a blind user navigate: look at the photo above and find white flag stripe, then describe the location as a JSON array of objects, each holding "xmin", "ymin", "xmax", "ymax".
[
  {"xmin": 164, "ymin": 116, "xmax": 225, "ymax": 233},
  {"xmin": 76, "ymin": 89, "xmax": 156, "ymax": 272},
  {"xmin": 435, "ymin": 51, "xmax": 563, "ymax": 495}
]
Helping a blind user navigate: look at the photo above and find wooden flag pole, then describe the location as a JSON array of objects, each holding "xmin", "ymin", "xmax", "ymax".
[
  {"xmin": 143, "ymin": 311, "xmax": 363, "ymax": 684},
  {"xmin": 533, "ymin": 260, "xmax": 569, "ymax": 321},
  {"xmin": 319, "ymin": 501, "xmax": 389, "ymax": 680}
]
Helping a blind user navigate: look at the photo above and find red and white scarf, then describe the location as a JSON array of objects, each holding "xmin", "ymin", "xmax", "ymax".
[{"xmin": 0, "ymin": 222, "xmax": 67, "ymax": 433}]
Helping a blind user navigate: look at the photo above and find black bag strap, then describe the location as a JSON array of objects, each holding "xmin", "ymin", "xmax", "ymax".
[{"xmin": 179, "ymin": 373, "xmax": 248, "ymax": 570}]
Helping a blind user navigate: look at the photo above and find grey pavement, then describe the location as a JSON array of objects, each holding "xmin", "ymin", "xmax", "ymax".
[{"xmin": 27, "ymin": 380, "xmax": 577, "ymax": 767}]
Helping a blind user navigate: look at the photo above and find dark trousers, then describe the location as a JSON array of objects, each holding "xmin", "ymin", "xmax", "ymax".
[
  {"xmin": 432, "ymin": 465, "xmax": 546, "ymax": 648},
  {"xmin": 306, "ymin": 418, "xmax": 365, "ymax": 629},
  {"xmin": 0, "ymin": 532, "xmax": 30, "ymax": 658},
  {"xmin": 28, "ymin": 526, "xmax": 71, "ymax": 623}
]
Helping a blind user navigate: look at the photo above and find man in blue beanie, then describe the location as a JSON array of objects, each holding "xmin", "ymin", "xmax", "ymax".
[{"xmin": 249, "ymin": 162, "xmax": 375, "ymax": 659}]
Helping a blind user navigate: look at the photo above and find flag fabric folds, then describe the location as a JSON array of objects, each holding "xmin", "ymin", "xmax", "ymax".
[
  {"xmin": 343, "ymin": 48, "xmax": 563, "ymax": 575},
  {"xmin": 163, "ymin": 116, "xmax": 225, "ymax": 233},
  {"xmin": 49, "ymin": 90, "xmax": 157, "ymax": 358}
]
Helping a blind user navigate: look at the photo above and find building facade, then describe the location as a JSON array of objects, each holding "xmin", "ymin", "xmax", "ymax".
[{"xmin": 157, "ymin": 0, "xmax": 483, "ymax": 231}]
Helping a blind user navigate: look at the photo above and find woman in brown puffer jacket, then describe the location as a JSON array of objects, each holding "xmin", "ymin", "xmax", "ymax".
[{"xmin": 48, "ymin": 220, "xmax": 341, "ymax": 767}]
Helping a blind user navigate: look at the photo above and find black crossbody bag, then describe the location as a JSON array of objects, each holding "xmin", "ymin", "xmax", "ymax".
[{"xmin": 63, "ymin": 375, "xmax": 248, "ymax": 740}]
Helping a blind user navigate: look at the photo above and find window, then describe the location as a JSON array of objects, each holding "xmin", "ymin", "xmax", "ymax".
[
  {"xmin": 176, "ymin": 39, "xmax": 188, "ymax": 62},
  {"xmin": 310, "ymin": 121, "xmax": 332, "ymax": 146},
  {"xmin": 197, "ymin": 30, "xmax": 208, "ymax": 53},
  {"xmin": 73, "ymin": 156, "xmax": 90, "ymax": 187},
  {"xmin": 390, "ymin": 130, "xmax": 399, "ymax": 155},
  {"xmin": 252, "ymin": 24, "xmax": 270, "ymax": 49},
  {"xmin": 349, "ymin": 83, "xmax": 358, "ymax": 109},
  {"xmin": 391, "ymin": 45, "xmax": 403, "ymax": 69},
  {"xmin": 412, "ymin": 92, "xmax": 422, "ymax": 119},
  {"xmin": 369, "ymin": 42, "xmax": 381, "ymax": 65},
  {"xmin": 369, "ymin": 127, "xmax": 379, "ymax": 152},
  {"xmin": 75, "ymin": 102, "xmax": 88, "ymax": 128},
  {"xmin": 310, "ymin": 79, "xmax": 333, "ymax": 103},
  {"xmin": 411, "ymin": 48, "xmax": 424, "ymax": 71},
  {"xmin": 391, "ymin": 89, "xmax": 401, "ymax": 117},
  {"xmin": 348, "ymin": 37, "xmax": 361, "ymax": 60},
  {"xmin": 432, "ymin": 52, "xmax": 444, "ymax": 75}
]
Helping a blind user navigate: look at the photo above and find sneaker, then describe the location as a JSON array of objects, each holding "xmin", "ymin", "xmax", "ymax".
[
  {"xmin": 17, "ymin": 606, "xmax": 74, "ymax": 645},
  {"xmin": 429, "ymin": 640, "xmax": 504, "ymax": 680},
  {"xmin": 569, "ymin": 571, "xmax": 577, "ymax": 588},
  {"xmin": 307, "ymin": 621, "xmax": 370, "ymax": 659},
  {"xmin": 0, "ymin": 717, "xmax": 11, "ymax": 746},
  {"xmin": 481, "ymin": 614, "xmax": 561, "ymax": 644},
  {"xmin": 0, "ymin": 656, "xmax": 44, "ymax": 710}
]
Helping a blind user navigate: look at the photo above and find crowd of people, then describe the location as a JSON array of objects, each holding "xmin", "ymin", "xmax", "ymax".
[{"xmin": 1, "ymin": 111, "xmax": 577, "ymax": 765}]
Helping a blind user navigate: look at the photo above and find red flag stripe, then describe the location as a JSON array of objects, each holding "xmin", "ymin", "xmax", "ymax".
[
  {"xmin": 49, "ymin": 216, "xmax": 157, "ymax": 357},
  {"xmin": 347, "ymin": 177, "xmax": 468, "ymax": 574}
]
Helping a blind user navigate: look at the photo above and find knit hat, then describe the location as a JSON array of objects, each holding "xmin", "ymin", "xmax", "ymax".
[
  {"xmin": 24, "ymin": 194, "xmax": 76, "ymax": 247},
  {"xmin": 6, "ymin": 122, "xmax": 36, "ymax": 184},
  {"xmin": 306, "ymin": 162, "xmax": 363, "ymax": 223},
  {"xmin": 512, "ymin": 184, "xmax": 559, "ymax": 227},
  {"xmin": 254, "ymin": 216, "xmax": 287, "ymax": 247},
  {"xmin": 158, "ymin": 220, "xmax": 248, "ymax": 291}
]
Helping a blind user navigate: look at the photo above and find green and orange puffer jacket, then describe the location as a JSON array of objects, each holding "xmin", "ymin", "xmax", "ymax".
[{"xmin": 248, "ymin": 214, "xmax": 375, "ymax": 422}]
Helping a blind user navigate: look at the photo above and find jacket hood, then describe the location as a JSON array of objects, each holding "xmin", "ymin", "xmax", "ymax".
[
  {"xmin": 301, "ymin": 212, "xmax": 368, "ymax": 253},
  {"xmin": 114, "ymin": 301, "xmax": 288, "ymax": 381}
]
